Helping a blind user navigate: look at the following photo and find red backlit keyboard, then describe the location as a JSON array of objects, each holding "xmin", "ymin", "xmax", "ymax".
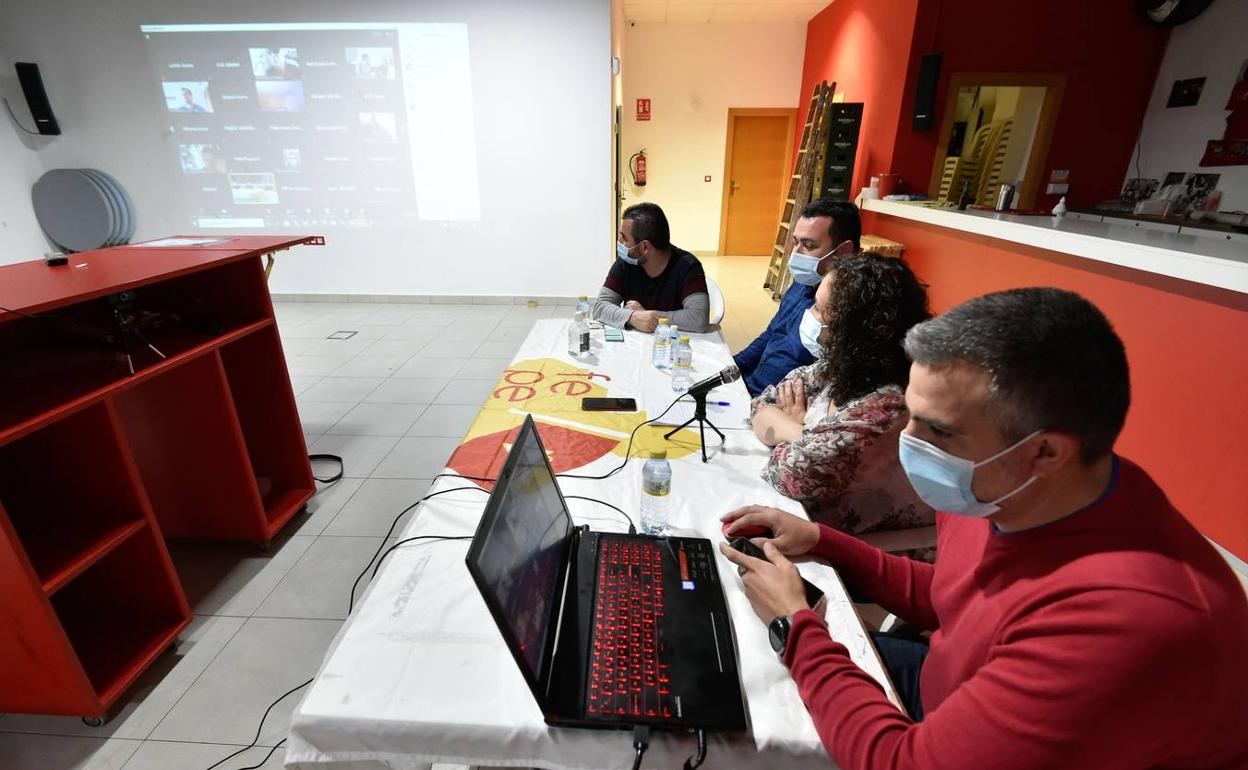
[{"xmin": 587, "ymin": 538, "xmax": 674, "ymax": 720}]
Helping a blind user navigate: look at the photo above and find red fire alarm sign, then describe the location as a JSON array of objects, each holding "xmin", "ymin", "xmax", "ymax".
[{"xmin": 636, "ymin": 98, "xmax": 651, "ymax": 121}]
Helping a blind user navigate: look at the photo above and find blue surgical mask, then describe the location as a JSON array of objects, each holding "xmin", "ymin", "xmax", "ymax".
[
  {"xmin": 898, "ymin": 430, "xmax": 1041, "ymax": 517},
  {"xmin": 788, "ymin": 251, "xmax": 825, "ymax": 286},
  {"xmin": 798, "ymin": 308, "xmax": 825, "ymax": 358},
  {"xmin": 617, "ymin": 241, "xmax": 639, "ymax": 266}
]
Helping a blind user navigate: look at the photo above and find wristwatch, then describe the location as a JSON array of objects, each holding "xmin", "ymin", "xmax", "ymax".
[{"xmin": 768, "ymin": 615, "xmax": 793, "ymax": 655}]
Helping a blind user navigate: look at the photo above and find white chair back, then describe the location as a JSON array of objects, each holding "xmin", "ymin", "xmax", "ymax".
[{"xmin": 706, "ymin": 275, "xmax": 726, "ymax": 326}]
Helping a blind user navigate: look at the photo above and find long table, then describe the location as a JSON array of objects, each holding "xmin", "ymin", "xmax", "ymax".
[{"xmin": 286, "ymin": 319, "xmax": 898, "ymax": 770}]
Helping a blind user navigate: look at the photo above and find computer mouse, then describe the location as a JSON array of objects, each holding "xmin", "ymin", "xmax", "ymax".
[{"xmin": 722, "ymin": 520, "xmax": 773, "ymax": 540}]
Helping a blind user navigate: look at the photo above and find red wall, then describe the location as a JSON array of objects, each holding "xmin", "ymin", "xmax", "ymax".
[
  {"xmin": 864, "ymin": 210, "xmax": 1248, "ymax": 559},
  {"xmin": 794, "ymin": 0, "xmax": 921, "ymax": 196},
  {"xmin": 889, "ymin": 0, "xmax": 1170, "ymax": 208}
]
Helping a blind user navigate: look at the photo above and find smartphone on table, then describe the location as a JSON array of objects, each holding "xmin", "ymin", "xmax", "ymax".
[{"xmin": 581, "ymin": 397, "xmax": 638, "ymax": 412}]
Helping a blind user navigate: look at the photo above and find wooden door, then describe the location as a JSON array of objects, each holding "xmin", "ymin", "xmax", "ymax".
[{"xmin": 721, "ymin": 111, "xmax": 794, "ymax": 255}]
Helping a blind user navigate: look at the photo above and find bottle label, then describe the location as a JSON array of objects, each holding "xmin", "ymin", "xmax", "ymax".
[
  {"xmin": 578, "ymin": 332, "xmax": 590, "ymax": 353},
  {"xmin": 644, "ymin": 485, "xmax": 669, "ymax": 497}
]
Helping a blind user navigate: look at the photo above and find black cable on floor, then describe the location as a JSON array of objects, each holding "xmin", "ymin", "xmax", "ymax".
[
  {"xmin": 235, "ymin": 738, "xmax": 285, "ymax": 770},
  {"xmin": 347, "ymin": 485, "xmax": 490, "ymax": 612},
  {"xmin": 202, "ymin": 682, "xmax": 311, "ymax": 770},
  {"xmin": 309, "ymin": 453, "xmax": 345, "ymax": 484},
  {"xmin": 558, "ymin": 394, "xmax": 684, "ymax": 481}
]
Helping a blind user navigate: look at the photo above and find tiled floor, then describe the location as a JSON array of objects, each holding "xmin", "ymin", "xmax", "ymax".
[{"xmin": 0, "ymin": 257, "xmax": 778, "ymax": 769}]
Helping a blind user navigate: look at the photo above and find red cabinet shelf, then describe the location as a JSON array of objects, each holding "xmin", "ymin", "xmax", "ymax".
[{"xmin": 0, "ymin": 236, "xmax": 315, "ymax": 718}]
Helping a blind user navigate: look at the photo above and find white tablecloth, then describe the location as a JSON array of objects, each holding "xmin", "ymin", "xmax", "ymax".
[{"xmin": 286, "ymin": 320, "xmax": 898, "ymax": 770}]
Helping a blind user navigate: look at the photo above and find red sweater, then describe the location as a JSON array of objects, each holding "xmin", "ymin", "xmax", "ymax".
[{"xmin": 784, "ymin": 458, "xmax": 1248, "ymax": 769}]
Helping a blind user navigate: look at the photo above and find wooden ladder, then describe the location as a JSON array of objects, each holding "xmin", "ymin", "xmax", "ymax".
[{"xmin": 763, "ymin": 80, "xmax": 836, "ymax": 301}]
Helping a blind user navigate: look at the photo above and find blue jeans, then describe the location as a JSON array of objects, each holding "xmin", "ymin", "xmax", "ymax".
[{"xmin": 870, "ymin": 632, "xmax": 929, "ymax": 721}]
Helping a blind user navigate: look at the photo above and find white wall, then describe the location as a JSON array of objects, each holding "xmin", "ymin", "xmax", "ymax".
[
  {"xmin": 1129, "ymin": 0, "xmax": 1248, "ymax": 212},
  {"xmin": 0, "ymin": 0, "xmax": 613, "ymax": 298},
  {"xmin": 620, "ymin": 22, "xmax": 806, "ymax": 253},
  {"xmin": 0, "ymin": 46, "xmax": 52, "ymax": 264}
]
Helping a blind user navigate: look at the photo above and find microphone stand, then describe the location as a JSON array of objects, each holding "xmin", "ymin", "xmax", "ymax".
[{"xmin": 663, "ymin": 389, "xmax": 725, "ymax": 463}]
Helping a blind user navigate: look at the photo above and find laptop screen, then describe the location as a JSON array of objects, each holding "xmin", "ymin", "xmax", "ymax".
[{"xmin": 466, "ymin": 418, "xmax": 572, "ymax": 691}]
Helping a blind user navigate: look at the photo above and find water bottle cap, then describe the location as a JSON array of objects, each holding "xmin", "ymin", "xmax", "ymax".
[
  {"xmin": 651, "ymin": 449, "xmax": 668, "ymax": 460},
  {"xmin": 578, "ymin": 295, "xmax": 588, "ymax": 301},
  {"xmin": 679, "ymin": 336, "xmax": 690, "ymax": 343},
  {"xmin": 659, "ymin": 317, "xmax": 669, "ymax": 324}
]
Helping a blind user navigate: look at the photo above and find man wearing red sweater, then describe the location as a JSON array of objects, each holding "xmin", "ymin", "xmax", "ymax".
[{"xmin": 722, "ymin": 288, "xmax": 1248, "ymax": 769}]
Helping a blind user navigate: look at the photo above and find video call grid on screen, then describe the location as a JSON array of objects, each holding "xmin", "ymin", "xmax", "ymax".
[{"xmin": 141, "ymin": 22, "xmax": 480, "ymax": 229}]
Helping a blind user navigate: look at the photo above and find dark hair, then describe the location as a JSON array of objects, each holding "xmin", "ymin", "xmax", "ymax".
[
  {"xmin": 800, "ymin": 199, "xmax": 861, "ymax": 251},
  {"xmin": 903, "ymin": 288, "xmax": 1130, "ymax": 464},
  {"xmin": 817, "ymin": 254, "xmax": 930, "ymax": 405},
  {"xmin": 622, "ymin": 202, "xmax": 671, "ymax": 250}
]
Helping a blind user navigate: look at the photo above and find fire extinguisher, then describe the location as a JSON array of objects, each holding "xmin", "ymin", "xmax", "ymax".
[{"xmin": 629, "ymin": 150, "xmax": 647, "ymax": 187}]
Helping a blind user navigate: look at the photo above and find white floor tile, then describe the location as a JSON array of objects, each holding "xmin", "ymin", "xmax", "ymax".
[
  {"xmin": 432, "ymin": 378, "xmax": 498, "ymax": 406},
  {"xmin": 420, "ymin": 339, "xmax": 481, "ymax": 359},
  {"xmin": 121, "ymin": 741, "xmax": 284, "ymax": 770},
  {"xmin": 288, "ymin": 374, "xmax": 322, "ymax": 396},
  {"xmin": 327, "ymin": 402, "xmax": 430, "ymax": 436},
  {"xmin": 149, "ymin": 617, "xmax": 342, "ymax": 746},
  {"xmin": 298, "ymin": 377, "xmax": 384, "ymax": 403},
  {"xmin": 321, "ymin": 478, "xmax": 434, "ymax": 537},
  {"xmin": 284, "ymin": 355, "xmax": 355, "ymax": 376},
  {"xmin": 0, "ymin": 734, "xmax": 139, "ymax": 770},
  {"xmin": 361, "ymin": 338, "xmax": 432, "ymax": 357},
  {"xmin": 328, "ymin": 355, "xmax": 411, "ymax": 378},
  {"xmin": 455, "ymin": 357, "xmax": 511, "ymax": 379},
  {"xmin": 365, "ymin": 377, "xmax": 452, "ymax": 404},
  {"xmin": 255, "ymin": 536, "xmax": 384, "ymax": 620},
  {"xmin": 475, "ymin": 340, "xmax": 524, "ymax": 358},
  {"xmin": 392, "ymin": 357, "xmax": 465, "ymax": 379},
  {"xmin": 295, "ymin": 477, "xmax": 366, "ymax": 537},
  {"xmin": 406, "ymin": 404, "xmax": 481, "ymax": 438},
  {"xmin": 168, "ymin": 536, "xmax": 315, "ymax": 617},
  {"xmin": 371, "ymin": 436, "xmax": 463, "ymax": 479},
  {"xmin": 0, "ymin": 616, "xmax": 244, "ymax": 740},
  {"xmin": 308, "ymin": 434, "xmax": 401, "ymax": 477},
  {"xmin": 296, "ymin": 401, "xmax": 356, "ymax": 435},
  {"xmin": 381, "ymin": 325, "xmax": 443, "ymax": 341}
]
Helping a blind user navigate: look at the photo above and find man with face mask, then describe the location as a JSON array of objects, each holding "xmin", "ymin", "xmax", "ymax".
[
  {"xmin": 720, "ymin": 288, "xmax": 1248, "ymax": 769},
  {"xmin": 733, "ymin": 200, "xmax": 859, "ymax": 396},
  {"xmin": 593, "ymin": 202, "xmax": 709, "ymax": 333}
]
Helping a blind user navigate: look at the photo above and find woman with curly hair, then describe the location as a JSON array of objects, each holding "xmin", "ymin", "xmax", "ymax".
[{"xmin": 745, "ymin": 253, "xmax": 935, "ymax": 540}]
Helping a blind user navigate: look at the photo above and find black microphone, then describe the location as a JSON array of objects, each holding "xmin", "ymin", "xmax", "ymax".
[{"xmin": 685, "ymin": 364, "xmax": 741, "ymax": 399}]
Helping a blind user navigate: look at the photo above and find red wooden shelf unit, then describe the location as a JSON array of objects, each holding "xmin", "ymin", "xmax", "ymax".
[{"xmin": 0, "ymin": 235, "xmax": 318, "ymax": 719}]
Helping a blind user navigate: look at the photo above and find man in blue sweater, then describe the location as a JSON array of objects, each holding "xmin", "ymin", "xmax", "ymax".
[{"xmin": 734, "ymin": 200, "xmax": 860, "ymax": 396}]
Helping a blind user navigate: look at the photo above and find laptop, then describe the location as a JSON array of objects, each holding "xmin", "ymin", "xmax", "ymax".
[{"xmin": 465, "ymin": 415, "xmax": 747, "ymax": 732}]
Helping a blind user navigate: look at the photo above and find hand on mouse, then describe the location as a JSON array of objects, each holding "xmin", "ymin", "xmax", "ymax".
[{"xmin": 721, "ymin": 505, "xmax": 820, "ymax": 558}]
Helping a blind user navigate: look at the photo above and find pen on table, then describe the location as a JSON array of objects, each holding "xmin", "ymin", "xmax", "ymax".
[{"xmin": 708, "ymin": 400, "xmax": 731, "ymax": 407}]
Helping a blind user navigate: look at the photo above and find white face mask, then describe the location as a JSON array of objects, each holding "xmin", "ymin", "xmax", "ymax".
[
  {"xmin": 787, "ymin": 240, "xmax": 853, "ymax": 287},
  {"xmin": 617, "ymin": 241, "xmax": 639, "ymax": 265},
  {"xmin": 798, "ymin": 308, "xmax": 825, "ymax": 358},
  {"xmin": 898, "ymin": 430, "xmax": 1041, "ymax": 518}
]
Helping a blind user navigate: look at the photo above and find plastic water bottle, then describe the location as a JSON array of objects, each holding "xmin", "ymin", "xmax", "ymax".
[
  {"xmin": 567, "ymin": 309, "xmax": 590, "ymax": 359},
  {"xmin": 671, "ymin": 336, "xmax": 693, "ymax": 392},
  {"xmin": 652, "ymin": 317, "xmax": 671, "ymax": 369},
  {"xmin": 576, "ymin": 295, "xmax": 590, "ymax": 316},
  {"xmin": 640, "ymin": 450, "xmax": 672, "ymax": 535},
  {"xmin": 668, "ymin": 324, "xmax": 680, "ymax": 356}
]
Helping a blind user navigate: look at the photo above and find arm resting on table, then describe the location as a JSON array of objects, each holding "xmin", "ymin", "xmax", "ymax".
[
  {"xmin": 593, "ymin": 286, "xmax": 633, "ymax": 329},
  {"xmin": 666, "ymin": 291, "xmax": 709, "ymax": 333}
]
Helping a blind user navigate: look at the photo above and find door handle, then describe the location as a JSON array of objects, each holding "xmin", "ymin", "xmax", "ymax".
[{"xmin": 730, "ymin": 180, "xmax": 739, "ymax": 194}]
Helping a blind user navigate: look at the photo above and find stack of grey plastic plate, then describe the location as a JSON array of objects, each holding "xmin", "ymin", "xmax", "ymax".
[{"xmin": 31, "ymin": 168, "xmax": 137, "ymax": 253}]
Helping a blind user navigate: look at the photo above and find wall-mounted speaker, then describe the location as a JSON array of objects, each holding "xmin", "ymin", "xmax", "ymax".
[
  {"xmin": 912, "ymin": 53, "xmax": 942, "ymax": 132},
  {"xmin": 15, "ymin": 62, "xmax": 61, "ymax": 136}
]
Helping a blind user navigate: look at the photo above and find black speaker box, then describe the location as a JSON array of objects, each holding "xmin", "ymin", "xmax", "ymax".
[
  {"xmin": 15, "ymin": 62, "xmax": 61, "ymax": 136},
  {"xmin": 912, "ymin": 53, "xmax": 942, "ymax": 132}
]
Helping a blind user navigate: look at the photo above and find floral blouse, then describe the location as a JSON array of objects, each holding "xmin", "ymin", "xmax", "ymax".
[{"xmin": 749, "ymin": 363, "xmax": 934, "ymax": 537}]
